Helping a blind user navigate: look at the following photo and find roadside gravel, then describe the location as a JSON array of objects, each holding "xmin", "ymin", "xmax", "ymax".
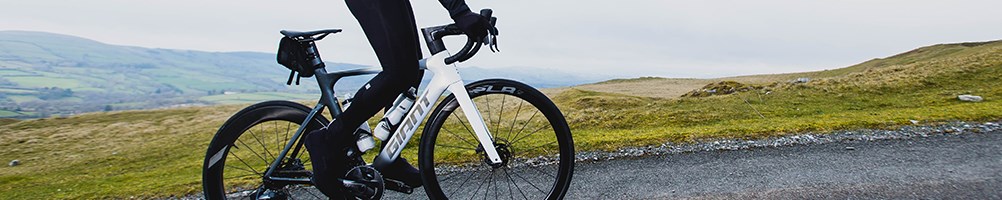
[{"xmin": 576, "ymin": 120, "xmax": 1002, "ymax": 162}]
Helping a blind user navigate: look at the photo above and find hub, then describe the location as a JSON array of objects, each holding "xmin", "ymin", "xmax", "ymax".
[{"xmin": 482, "ymin": 141, "xmax": 513, "ymax": 168}]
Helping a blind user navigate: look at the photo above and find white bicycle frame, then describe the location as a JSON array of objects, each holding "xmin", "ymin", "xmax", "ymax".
[
  {"xmin": 245, "ymin": 51, "xmax": 500, "ymax": 183},
  {"xmin": 371, "ymin": 51, "xmax": 502, "ymax": 168}
]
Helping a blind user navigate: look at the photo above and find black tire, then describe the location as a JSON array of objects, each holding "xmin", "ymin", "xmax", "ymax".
[
  {"xmin": 419, "ymin": 79, "xmax": 574, "ymax": 200},
  {"xmin": 202, "ymin": 101, "xmax": 330, "ymax": 199}
]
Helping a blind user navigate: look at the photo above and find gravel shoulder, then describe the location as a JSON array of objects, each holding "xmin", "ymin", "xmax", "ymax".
[{"xmin": 565, "ymin": 121, "xmax": 1002, "ymax": 199}]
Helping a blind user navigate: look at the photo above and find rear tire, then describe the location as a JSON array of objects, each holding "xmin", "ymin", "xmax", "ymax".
[
  {"xmin": 419, "ymin": 79, "xmax": 574, "ymax": 199},
  {"xmin": 202, "ymin": 101, "xmax": 329, "ymax": 199}
]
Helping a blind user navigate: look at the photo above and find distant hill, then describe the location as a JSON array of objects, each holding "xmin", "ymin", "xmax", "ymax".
[
  {"xmin": 0, "ymin": 31, "xmax": 602, "ymax": 118},
  {"xmin": 572, "ymin": 40, "xmax": 1002, "ymax": 98}
]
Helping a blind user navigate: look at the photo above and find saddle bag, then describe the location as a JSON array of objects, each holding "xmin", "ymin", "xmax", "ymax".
[{"xmin": 276, "ymin": 37, "xmax": 316, "ymax": 78}]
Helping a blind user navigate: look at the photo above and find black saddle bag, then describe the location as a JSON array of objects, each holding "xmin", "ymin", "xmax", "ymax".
[{"xmin": 277, "ymin": 37, "xmax": 316, "ymax": 77}]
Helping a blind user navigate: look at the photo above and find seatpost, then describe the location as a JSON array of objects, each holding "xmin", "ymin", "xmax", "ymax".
[{"xmin": 303, "ymin": 42, "xmax": 326, "ymax": 69}]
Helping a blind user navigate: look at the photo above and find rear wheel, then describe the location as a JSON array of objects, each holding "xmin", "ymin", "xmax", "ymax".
[
  {"xmin": 420, "ymin": 79, "xmax": 575, "ymax": 199},
  {"xmin": 202, "ymin": 101, "xmax": 329, "ymax": 199}
]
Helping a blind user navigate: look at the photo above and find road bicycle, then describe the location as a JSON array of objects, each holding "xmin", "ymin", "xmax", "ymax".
[{"xmin": 202, "ymin": 9, "xmax": 574, "ymax": 199}]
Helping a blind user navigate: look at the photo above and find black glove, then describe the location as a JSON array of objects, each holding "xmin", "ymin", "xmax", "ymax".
[{"xmin": 453, "ymin": 11, "xmax": 490, "ymax": 41}]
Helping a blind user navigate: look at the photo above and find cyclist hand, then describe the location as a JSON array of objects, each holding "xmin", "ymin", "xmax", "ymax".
[{"xmin": 453, "ymin": 12, "xmax": 490, "ymax": 42}]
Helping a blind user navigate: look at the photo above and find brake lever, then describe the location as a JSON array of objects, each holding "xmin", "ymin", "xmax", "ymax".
[
  {"xmin": 487, "ymin": 34, "xmax": 499, "ymax": 53},
  {"xmin": 487, "ymin": 16, "xmax": 499, "ymax": 52}
]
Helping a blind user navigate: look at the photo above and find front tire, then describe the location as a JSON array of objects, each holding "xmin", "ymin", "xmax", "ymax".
[
  {"xmin": 419, "ymin": 79, "xmax": 575, "ymax": 199},
  {"xmin": 202, "ymin": 101, "xmax": 329, "ymax": 199}
]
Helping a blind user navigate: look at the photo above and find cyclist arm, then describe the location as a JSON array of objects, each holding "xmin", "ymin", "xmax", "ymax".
[{"xmin": 437, "ymin": 0, "xmax": 473, "ymax": 19}]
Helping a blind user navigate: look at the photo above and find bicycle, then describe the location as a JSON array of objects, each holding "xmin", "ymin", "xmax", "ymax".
[{"xmin": 201, "ymin": 9, "xmax": 574, "ymax": 199}]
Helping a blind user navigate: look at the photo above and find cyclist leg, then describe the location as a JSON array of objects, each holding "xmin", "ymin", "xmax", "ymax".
[
  {"xmin": 304, "ymin": 0, "xmax": 424, "ymax": 197},
  {"xmin": 346, "ymin": 0, "xmax": 426, "ymax": 188}
]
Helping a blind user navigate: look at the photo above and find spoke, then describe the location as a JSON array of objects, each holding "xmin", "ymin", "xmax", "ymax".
[
  {"xmin": 228, "ymin": 168, "xmax": 261, "ymax": 179},
  {"xmin": 442, "ymin": 124, "xmax": 481, "ymax": 148},
  {"xmin": 496, "ymin": 95, "xmax": 506, "ymax": 139},
  {"xmin": 471, "ymin": 170, "xmax": 491, "ymax": 200},
  {"xmin": 226, "ymin": 172, "xmax": 258, "ymax": 180},
  {"xmin": 275, "ymin": 121, "xmax": 281, "ymax": 157},
  {"xmin": 525, "ymin": 165, "xmax": 557, "ymax": 179},
  {"xmin": 511, "ymin": 169, "xmax": 546, "ymax": 193},
  {"xmin": 229, "ymin": 150, "xmax": 262, "ymax": 175},
  {"xmin": 504, "ymin": 167, "xmax": 516, "ymax": 200},
  {"xmin": 448, "ymin": 168, "xmax": 484, "ymax": 196},
  {"xmin": 285, "ymin": 122, "xmax": 291, "ymax": 152},
  {"xmin": 515, "ymin": 141, "xmax": 558, "ymax": 158},
  {"xmin": 437, "ymin": 143, "xmax": 479, "ymax": 151},
  {"xmin": 438, "ymin": 171, "xmax": 463, "ymax": 183},
  {"xmin": 236, "ymin": 138, "xmax": 270, "ymax": 164},
  {"xmin": 506, "ymin": 100, "xmax": 525, "ymax": 142},
  {"xmin": 511, "ymin": 124, "xmax": 550, "ymax": 146},
  {"xmin": 504, "ymin": 168, "xmax": 531, "ymax": 199},
  {"xmin": 507, "ymin": 111, "xmax": 539, "ymax": 143},
  {"xmin": 484, "ymin": 170, "xmax": 495, "ymax": 200},
  {"xmin": 484, "ymin": 95, "xmax": 494, "ymax": 132},
  {"xmin": 248, "ymin": 129, "xmax": 276, "ymax": 162},
  {"xmin": 451, "ymin": 110, "xmax": 481, "ymax": 145}
]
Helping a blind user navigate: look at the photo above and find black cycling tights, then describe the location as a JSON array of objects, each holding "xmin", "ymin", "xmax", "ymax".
[{"xmin": 326, "ymin": 0, "xmax": 424, "ymax": 153}]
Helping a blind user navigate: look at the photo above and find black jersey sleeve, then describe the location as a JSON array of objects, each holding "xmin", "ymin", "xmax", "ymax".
[{"xmin": 438, "ymin": 0, "xmax": 472, "ymax": 19}]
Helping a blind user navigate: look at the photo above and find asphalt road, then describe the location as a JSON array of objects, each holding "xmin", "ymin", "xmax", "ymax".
[
  {"xmin": 378, "ymin": 129, "xmax": 1002, "ymax": 199},
  {"xmin": 564, "ymin": 129, "xmax": 1002, "ymax": 199}
]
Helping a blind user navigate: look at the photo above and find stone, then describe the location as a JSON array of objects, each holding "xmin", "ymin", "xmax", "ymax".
[
  {"xmin": 792, "ymin": 77, "xmax": 811, "ymax": 83},
  {"xmin": 9, "ymin": 160, "xmax": 19, "ymax": 167},
  {"xmin": 958, "ymin": 95, "xmax": 983, "ymax": 102},
  {"xmin": 910, "ymin": 120, "xmax": 920, "ymax": 125},
  {"xmin": 845, "ymin": 146, "xmax": 856, "ymax": 150}
]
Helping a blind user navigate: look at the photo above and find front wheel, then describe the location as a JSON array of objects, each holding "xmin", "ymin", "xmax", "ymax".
[{"xmin": 420, "ymin": 79, "xmax": 575, "ymax": 199}]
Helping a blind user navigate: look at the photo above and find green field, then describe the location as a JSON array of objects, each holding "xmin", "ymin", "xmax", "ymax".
[
  {"xmin": 0, "ymin": 110, "xmax": 26, "ymax": 118},
  {"xmin": 0, "ymin": 88, "xmax": 36, "ymax": 94},
  {"xmin": 1, "ymin": 40, "xmax": 1001, "ymax": 198},
  {"xmin": 0, "ymin": 69, "xmax": 36, "ymax": 76},
  {"xmin": 6, "ymin": 95, "xmax": 40, "ymax": 103},
  {"xmin": 4, "ymin": 76, "xmax": 84, "ymax": 89}
]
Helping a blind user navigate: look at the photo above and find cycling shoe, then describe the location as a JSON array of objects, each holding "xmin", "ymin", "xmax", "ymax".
[{"xmin": 377, "ymin": 157, "xmax": 423, "ymax": 188}]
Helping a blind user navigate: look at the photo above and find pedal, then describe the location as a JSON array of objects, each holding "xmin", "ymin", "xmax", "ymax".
[{"xmin": 384, "ymin": 178, "xmax": 413, "ymax": 194}]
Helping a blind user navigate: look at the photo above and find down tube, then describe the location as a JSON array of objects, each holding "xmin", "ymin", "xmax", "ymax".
[{"xmin": 372, "ymin": 81, "xmax": 449, "ymax": 168}]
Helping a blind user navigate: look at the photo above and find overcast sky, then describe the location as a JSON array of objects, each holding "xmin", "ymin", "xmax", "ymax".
[{"xmin": 3, "ymin": 0, "xmax": 1002, "ymax": 78}]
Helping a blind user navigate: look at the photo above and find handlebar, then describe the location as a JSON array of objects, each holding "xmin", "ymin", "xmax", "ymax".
[{"xmin": 421, "ymin": 9, "xmax": 499, "ymax": 65}]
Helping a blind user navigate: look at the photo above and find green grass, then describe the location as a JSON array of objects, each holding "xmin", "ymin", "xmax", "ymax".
[
  {"xmin": 4, "ymin": 76, "xmax": 84, "ymax": 89},
  {"xmin": 7, "ymin": 95, "xmax": 40, "ymax": 103},
  {"xmin": 1, "ymin": 40, "xmax": 1001, "ymax": 199},
  {"xmin": 0, "ymin": 88, "xmax": 37, "ymax": 94},
  {"xmin": 0, "ymin": 69, "xmax": 36, "ymax": 76},
  {"xmin": 0, "ymin": 110, "xmax": 28, "ymax": 118}
]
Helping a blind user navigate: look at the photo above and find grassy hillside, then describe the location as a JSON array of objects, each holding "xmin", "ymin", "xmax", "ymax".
[
  {"xmin": 570, "ymin": 41, "xmax": 1001, "ymax": 98},
  {"xmin": 561, "ymin": 40, "xmax": 1002, "ymax": 148},
  {"xmin": 2, "ymin": 40, "xmax": 1001, "ymax": 198}
]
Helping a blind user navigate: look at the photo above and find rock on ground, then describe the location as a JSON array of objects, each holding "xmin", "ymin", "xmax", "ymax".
[{"xmin": 958, "ymin": 95, "xmax": 984, "ymax": 102}]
